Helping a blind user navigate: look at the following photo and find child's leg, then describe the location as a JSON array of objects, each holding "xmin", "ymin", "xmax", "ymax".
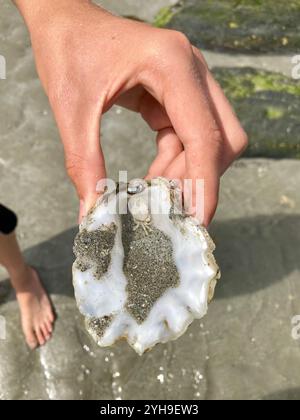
[
  {"xmin": 0, "ymin": 230, "xmax": 27, "ymax": 282},
  {"xmin": 0, "ymin": 229, "xmax": 55, "ymax": 349}
]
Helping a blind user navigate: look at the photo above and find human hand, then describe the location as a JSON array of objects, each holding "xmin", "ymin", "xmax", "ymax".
[{"xmin": 15, "ymin": 0, "xmax": 248, "ymax": 225}]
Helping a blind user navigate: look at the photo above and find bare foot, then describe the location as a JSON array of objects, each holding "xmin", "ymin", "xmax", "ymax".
[{"xmin": 13, "ymin": 266, "xmax": 55, "ymax": 349}]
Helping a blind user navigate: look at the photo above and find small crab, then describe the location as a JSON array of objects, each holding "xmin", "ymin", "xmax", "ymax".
[
  {"xmin": 132, "ymin": 214, "xmax": 152, "ymax": 235},
  {"xmin": 128, "ymin": 188, "xmax": 153, "ymax": 235}
]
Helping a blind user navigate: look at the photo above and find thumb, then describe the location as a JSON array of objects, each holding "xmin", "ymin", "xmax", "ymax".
[
  {"xmin": 74, "ymin": 144, "xmax": 106, "ymax": 223},
  {"xmin": 53, "ymin": 100, "xmax": 106, "ymax": 222}
]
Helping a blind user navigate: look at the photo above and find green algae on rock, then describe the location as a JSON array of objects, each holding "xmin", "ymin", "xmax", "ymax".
[
  {"xmin": 214, "ymin": 68, "xmax": 300, "ymax": 99},
  {"xmin": 154, "ymin": 3, "xmax": 183, "ymax": 27},
  {"xmin": 162, "ymin": 0, "xmax": 300, "ymax": 53},
  {"xmin": 213, "ymin": 67, "xmax": 300, "ymax": 158}
]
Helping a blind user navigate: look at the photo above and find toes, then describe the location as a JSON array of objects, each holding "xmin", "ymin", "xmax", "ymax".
[
  {"xmin": 24, "ymin": 327, "xmax": 38, "ymax": 350},
  {"xmin": 47, "ymin": 309, "xmax": 55, "ymax": 324},
  {"xmin": 45, "ymin": 320, "xmax": 53, "ymax": 333},
  {"xmin": 41, "ymin": 322, "xmax": 52, "ymax": 341},
  {"xmin": 35, "ymin": 327, "xmax": 46, "ymax": 346}
]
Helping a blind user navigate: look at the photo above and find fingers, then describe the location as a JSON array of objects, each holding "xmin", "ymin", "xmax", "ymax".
[
  {"xmin": 138, "ymin": 32, "xmax": 247, "ymax": 225},
  {"xmin": 161, "ymin": 47, "xmax": 248, "ymax": 224},
  {"xmin": 50, "ymin": 94, "xmax": 106, "ymax": 222},
  {"xmin": 146, "ymin": 128, "xmax": 183, "ymax": 179},
  {"xmin": 135, "ymin": 90, "xmax": 184, "ymax": 181},
  {"xmin": 192, "ymin": 47, "xmax": 248, "ymax": 172},
  {"xmin": 139, "ymin": 92, "xmax": 172, "ymax": 132},
  {"xmin": 161, "ymin": 45, "xmax": 223, "ymax": 225},
  {"xmin": 163, "ymin": 151, "xmax": 185, "ymax": 179}
]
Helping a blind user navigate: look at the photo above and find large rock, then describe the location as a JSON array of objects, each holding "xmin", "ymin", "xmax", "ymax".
[
  {"xmin": 213, "ymin": 68, "xmax": 300, "ymax": 158},
  {"xmin": 96, "ymin": 0, "xmax": 178, "ymax": 22},
  {"xmin": 163, "ymin": 0, "xmax": 300, "ymax": 53}
]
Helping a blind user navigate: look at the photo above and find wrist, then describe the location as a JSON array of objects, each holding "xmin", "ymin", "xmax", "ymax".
[{"xmin": 13, "ymin": 0, "xmax": 98, "ymax": 33}]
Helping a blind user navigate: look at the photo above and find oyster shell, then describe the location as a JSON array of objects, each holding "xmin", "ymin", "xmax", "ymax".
[{"xmin": 73, "ymin": 177, "xmax": 220, "ymax": 355}]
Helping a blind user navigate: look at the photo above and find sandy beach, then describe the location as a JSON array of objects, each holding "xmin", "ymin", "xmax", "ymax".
[{"xmin": 1, "ymin": 0, "xmax": 300, "ymax": 400}]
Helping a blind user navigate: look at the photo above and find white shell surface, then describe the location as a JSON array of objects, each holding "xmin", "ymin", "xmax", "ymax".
[{"xmin": 73, "ymin": 178, "xmax": 220, "ymax": 355}]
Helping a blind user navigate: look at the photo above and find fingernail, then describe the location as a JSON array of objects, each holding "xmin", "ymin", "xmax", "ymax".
[{"xmin": 185, "ymin": 205, "xmax": 205, "ymax": 225}]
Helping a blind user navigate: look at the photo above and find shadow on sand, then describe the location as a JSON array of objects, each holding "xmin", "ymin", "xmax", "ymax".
[{"xmin": 263, "ymin": 388, "xmax": 300, "ymax": 400}]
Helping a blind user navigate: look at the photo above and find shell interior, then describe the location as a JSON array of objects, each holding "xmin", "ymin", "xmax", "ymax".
[{"xmin": 73, "ymin": 178, "xmax": 220, "ymax": 355}]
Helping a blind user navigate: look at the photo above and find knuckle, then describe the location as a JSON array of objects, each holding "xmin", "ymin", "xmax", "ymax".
[
  {"xmin": 206, "ymin": 126, "xmax": 224, "ymax": 151},
  {"xmin": 212, "ymin": 126, "xmax": 224, "ymax": 144},
  {"xmin": 235, "ymin": 129, "xmax": 249, "ymax": 155},
  {"xmin": 191, "ymin": 45, "xmax": 208, "ymax": 71},
  {"xmin": 146, "ymin": 29, "xmax": 192, "ymax": 68},
  {"xmin": 168, "ymin": 30, "xmax": 191, "ymax": 50},
  {"xmin": 164, "ymin": 30, "xmax": 193, "ymax": 62},
  {"xmin": 200, "ymin": 126, "xmax": 225, "ymax": 161}
]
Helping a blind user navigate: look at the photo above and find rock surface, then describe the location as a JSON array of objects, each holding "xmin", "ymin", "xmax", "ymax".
[
  {"xmin": 213, "ymin": 68, "xmax": 300, "ymax": 158},
  {"xmin": 97, "ymin": 0, "xmax": 178, "ymax": 22},
  {"xmin": 164, "ymin": 0, "xmax": 300, "ymax": 53}
]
